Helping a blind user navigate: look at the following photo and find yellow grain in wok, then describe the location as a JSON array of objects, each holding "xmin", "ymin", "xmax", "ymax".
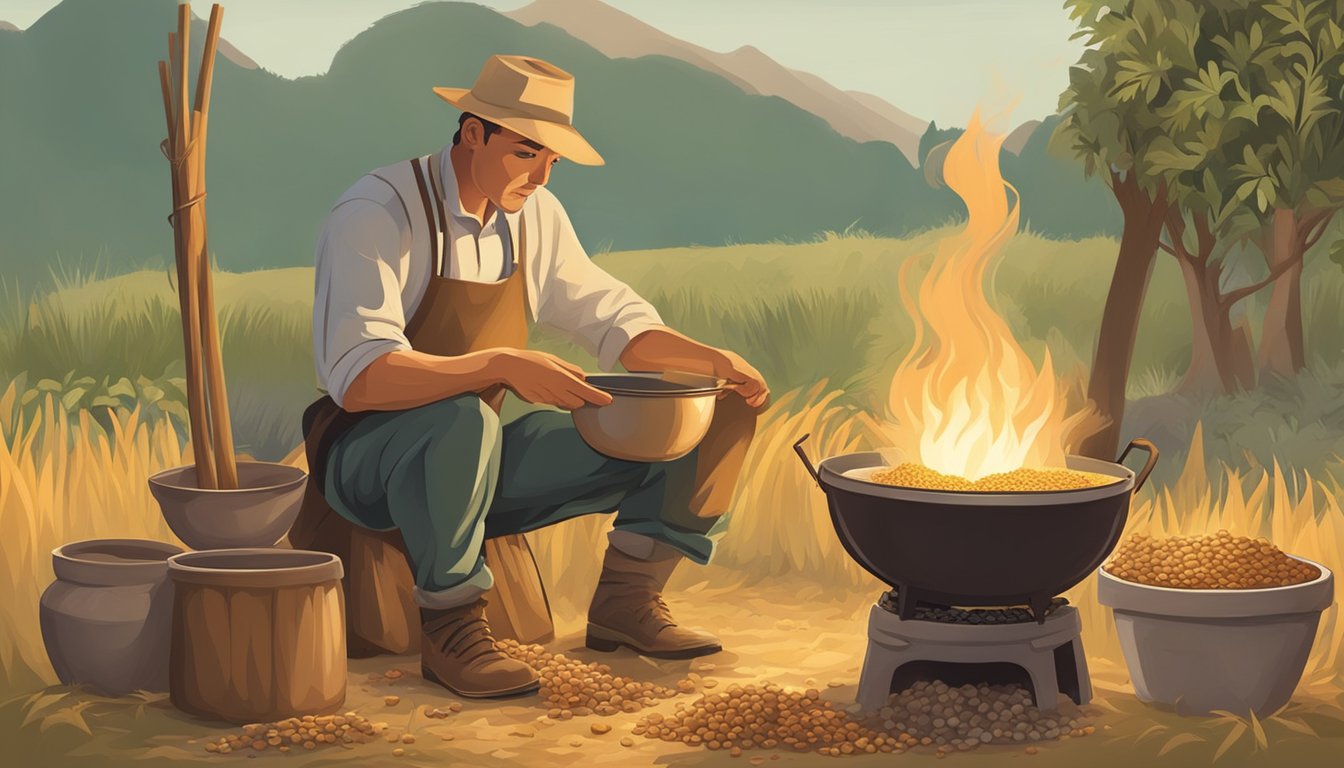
[{"xmin": 869, "ymin": 464, "xmax": 1114, "ymax": 492}]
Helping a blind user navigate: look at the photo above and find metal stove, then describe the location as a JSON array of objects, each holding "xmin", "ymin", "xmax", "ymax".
[{"xmin": 856, "ymin": 589, "xmax": 1090, "ymax": 713}]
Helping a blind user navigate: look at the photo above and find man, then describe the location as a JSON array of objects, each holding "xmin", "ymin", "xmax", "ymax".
[{"xmin": 302, "ymin": 55, "xmax": 768, "ymax": 699}]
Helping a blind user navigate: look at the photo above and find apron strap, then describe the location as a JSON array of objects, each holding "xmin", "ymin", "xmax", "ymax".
[
  {"xmin": 426, "ymin": 151, "xmax": 451, "ymax": 269},
  {"xmin": 410, "ymin": 156, "xmax": 444, "ymax": 276}
]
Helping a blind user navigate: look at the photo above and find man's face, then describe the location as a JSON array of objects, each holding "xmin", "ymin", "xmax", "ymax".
[{"xmin": 461, "ymin": 119, "xmax": 561, "ymax": 214}]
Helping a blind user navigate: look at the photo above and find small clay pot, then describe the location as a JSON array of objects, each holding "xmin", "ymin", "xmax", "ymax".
[
  {"xmin": 148, "ymin": 461, "xmax": 307, "ymax": 549},
  {"xmin": 40, "ymin": 539, "xmax": 183, "ymax": 696}
]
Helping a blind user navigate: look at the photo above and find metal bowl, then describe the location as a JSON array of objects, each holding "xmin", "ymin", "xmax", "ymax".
[
  {"xmin": 795, "ymin": 436, "xmax": 1158, "ymax": 621},
  {"xmin": 572, "ymin": 372, "xmax": 727, "ymax": 462}
]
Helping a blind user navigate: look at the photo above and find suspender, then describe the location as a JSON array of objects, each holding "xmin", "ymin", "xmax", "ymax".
[
  {"xmin": 409, "ymin": 157, "xmax": 444, "ymax": 276},
  {"xmin": 410, "ymin": 152, "xmax": 525, "ymax": 280},
  {"xmin": 426, "ymin": 155, "xmax": 450, "ymax": 258}
]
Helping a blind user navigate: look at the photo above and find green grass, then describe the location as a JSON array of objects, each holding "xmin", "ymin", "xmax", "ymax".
[{"xmin": 2, "ymin": 228, "xmax": 1342, "ymax": 483}]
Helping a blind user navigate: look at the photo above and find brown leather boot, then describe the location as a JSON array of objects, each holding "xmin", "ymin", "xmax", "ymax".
[
  {"xmin": 585, "ymin": 545, "xmax": 722, "ymax": 659},
  {"xmin": 420, "ymin": 600, "xmax": 540, "ymax": 698}
]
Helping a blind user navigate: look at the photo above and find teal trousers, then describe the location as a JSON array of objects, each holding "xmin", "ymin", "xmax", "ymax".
[{"xmin": 321, "ymin": 394, "xmax": 716, "ymax": 609}]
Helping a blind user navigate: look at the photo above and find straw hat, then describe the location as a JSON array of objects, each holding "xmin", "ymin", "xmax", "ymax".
[{"xmin": 434, "ymin": 55, "xmax": 604, "ymax": 166}]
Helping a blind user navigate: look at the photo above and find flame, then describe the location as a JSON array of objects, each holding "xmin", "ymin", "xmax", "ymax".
[{"xmin": 886, "ymin": 114, "xmax": 1092, "ymax": 479}]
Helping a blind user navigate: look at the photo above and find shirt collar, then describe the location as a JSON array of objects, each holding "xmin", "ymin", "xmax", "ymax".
[{"xmin": 438, "ymin": 146, "xmax": 522, "ymax": 238}]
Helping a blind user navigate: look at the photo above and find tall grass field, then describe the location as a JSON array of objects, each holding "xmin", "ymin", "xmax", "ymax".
[{"xmin": 3, "ymin": 229, "xmax": 1343, "ymax": 742}]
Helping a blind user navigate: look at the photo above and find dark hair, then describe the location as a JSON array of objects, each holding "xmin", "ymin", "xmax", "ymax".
[{"xmin": 453, "ymin": 112, "xmax": 502, "ymax": 145}]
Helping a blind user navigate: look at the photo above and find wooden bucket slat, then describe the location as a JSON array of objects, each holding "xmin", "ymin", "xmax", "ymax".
[{"xmin": 228, "ymin": 588, "xmax": 273, "ymax": 715}]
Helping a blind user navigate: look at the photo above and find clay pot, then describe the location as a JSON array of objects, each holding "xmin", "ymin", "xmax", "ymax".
[
  {"xmin": 148, "ymin": 461, "xmax": 306, "ymax": 549},
  {"xmin": 39, "ymin": 539, "xmax": 183, "ymax": 696},
  {"xmin": 1098, "ymin": 558, "xmax": 1334, "ymax": 716}
]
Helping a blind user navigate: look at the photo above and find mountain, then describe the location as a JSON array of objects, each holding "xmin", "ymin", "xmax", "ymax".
[
  {"xmin": 507, "ymin": 0, "xmax": 753, "ymax": 90},
  {"xmin": 1003, "ymin": 119, "xmax": 1041, "ymax": 156},
  {"xmin": 217, "ymin": 36, "xmax": 257, "ymax": 69},
  {"xmin": 844, "ymin": 89, "xmax": 930, "ymax": 140},
  {"xmin": 506, "ymin": 0, "xmax": 926, "ymax": 162},
  {"xmin": 0, "ymin": 0, "xmax": 948, "ymax": 289},
  {"xmin": 1001, "ymin": 116, "xmax": 1122, "ymax": 239}
]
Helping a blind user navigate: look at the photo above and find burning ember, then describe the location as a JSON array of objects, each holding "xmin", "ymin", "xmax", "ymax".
[{"xmin": 884, "ymin": 115, "xmax": 1097, "ymax": 484}]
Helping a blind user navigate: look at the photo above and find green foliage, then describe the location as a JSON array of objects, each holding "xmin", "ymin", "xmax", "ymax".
[
  {"xmin": 1054, "ymin": 0, "xmax": 1179, "ymax": 185},
  {"xmin": 1135, "ymin": 0, "xmax": 1344, "ymax": 228},
  {"xmin": 1, "ymin": 371, "xmax": 190, "ymax": 440},
  {"xmin": 1125, "ymin": 359, "xmax": 1344, "ymax": 489}
]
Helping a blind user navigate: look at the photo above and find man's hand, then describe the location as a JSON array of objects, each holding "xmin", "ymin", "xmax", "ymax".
[
  {"xmin": 713, "ymin": 349, "xmax": 770, "ymax": 409},
  {"xmin": 491, "ymin": 349, "xmax": 613, "ymax": 410}
]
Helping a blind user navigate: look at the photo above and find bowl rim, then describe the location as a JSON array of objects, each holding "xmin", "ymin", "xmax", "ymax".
[
  {"xmin": 584, "ymin": 371, "xmax": 728, "ymax": 397},
  {"xmin": 50, "ymin": 538, "xmax": 185, "ymax": 586},
  {"xmin": 53, "ymin": 538, "xmax": 184, "ymax": 565},
  {"xmin": 167, "ymin": 548, "xmax": 343, "ymax": 587},
  {"xmin": 1098, "ymin": 556, "xmax": 1333, "ymax": 594},
  {"xmin": 148, "ymin": 460, "xmax": 307, "ymax": 494}
]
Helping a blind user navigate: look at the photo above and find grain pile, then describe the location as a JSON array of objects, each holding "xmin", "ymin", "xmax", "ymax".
[
  {"xmin": 637, "ymin": 681, "xmax": 1091, "ymax": 757},
  {"xmin": 870, "ymin": 681, "xmax": 1092, "ymax": 754},
  {"xmin": 869, "ymin": 464, "xmax": 1114, "ymax": 492},
  {"xmin": 499, "ymin": 639, "xmax": 681, "ymax": 717},
  {"xmin": 636, "ymin": 683, "xmax": 896, "ymax": 756},
  {"xmin": 202, "ymin": 712, "xmax": 382, "ymax": 754},
  {"xmin": 1105, "ymin": 530, "xmax": 1320, "ymax": 589}
]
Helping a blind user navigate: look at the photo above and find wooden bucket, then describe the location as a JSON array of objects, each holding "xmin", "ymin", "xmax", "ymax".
[{"xmin": 167, "ymin": 549, "xmax": 346, "ymax": 723}]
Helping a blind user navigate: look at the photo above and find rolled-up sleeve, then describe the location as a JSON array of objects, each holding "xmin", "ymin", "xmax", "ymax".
[
  {"xmin": 312, "ymin": 199, "xmax": 413, "ymax": 408},
  {"xmin": 534, "ymin": 194, "xmax": 664, "ymax": 371}
]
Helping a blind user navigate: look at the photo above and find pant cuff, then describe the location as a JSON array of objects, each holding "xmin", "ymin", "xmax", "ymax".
[
  {"xmin": 608, "ymin": 528, "xmax": 714, "ymax": 565},
  {"xmin": 414, "ymin": 566, "xmax": 494, "ymax": 610}
]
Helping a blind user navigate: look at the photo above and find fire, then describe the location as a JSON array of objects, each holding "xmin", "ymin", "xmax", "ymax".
[{"xmin": 886, "ymin": 114, "xmax": 1093, "ymax": 480}]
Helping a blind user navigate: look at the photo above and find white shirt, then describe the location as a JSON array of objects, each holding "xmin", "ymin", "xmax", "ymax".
[
  {"xmin": 312, "ymin": 147, "xmax": 664, "ymax": 408},
  {"xmin": 434, "ymin": 150, "xmax": 514, "ymax": 282}
]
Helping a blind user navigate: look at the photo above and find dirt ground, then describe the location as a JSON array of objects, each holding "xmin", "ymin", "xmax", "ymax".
[{"xmin": 6, "ymin": 571, "xmax": 1343, "ymax": 767}]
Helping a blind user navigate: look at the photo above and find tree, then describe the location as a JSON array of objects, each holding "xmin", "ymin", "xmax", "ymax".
[
  {"xmin": 1235, "ymin": 0, "xmax": 1344, "ymax": 377},
  {"xmin": 1144, "ymin": 0, "xmax": 1286, "ymax": 394},
  {"xmin": 1054, "ymin": 0, "xmax": 1176, "ymax": 459}
]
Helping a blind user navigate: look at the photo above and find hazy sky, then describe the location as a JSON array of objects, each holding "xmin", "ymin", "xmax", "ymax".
[{"xmin": 1, "ymin": 0, "xmax": 1086, "ymax": 126}]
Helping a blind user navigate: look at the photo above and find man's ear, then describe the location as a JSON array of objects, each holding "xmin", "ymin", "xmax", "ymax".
[{"xmin": 461, "ymin": 117, "xmax": 483, "ymax": 147}]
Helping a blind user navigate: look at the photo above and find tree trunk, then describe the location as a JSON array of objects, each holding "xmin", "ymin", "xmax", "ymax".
[
  {"xmin": 1176, "ymin": 256, "xmax": 1254, "ymax": 396},
  {"xmin": 1259, "ymin": 208, "xmax": 1306, "ymax": 377},
  {"xmin": 1078, "ymin": 174, "xmax": 1168, "ymax": 461},
  {"xmin": 1176, "ymin": 256, "xmax": 1224, "ymax": 395}
]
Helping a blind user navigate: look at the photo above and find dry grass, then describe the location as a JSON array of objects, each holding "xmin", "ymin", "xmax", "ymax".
[
  {"xmin": 0, "ymin": 382, "xmax": 187, "ymax": 693},
  {"xmin": 3, "ymin": 379, "xmax": 1342, "ymax": 739}
]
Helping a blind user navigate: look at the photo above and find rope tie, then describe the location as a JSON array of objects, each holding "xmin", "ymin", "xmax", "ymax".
[{"xmin": 159, "ymin": 136, "xmax": 208, "ymax": 225}]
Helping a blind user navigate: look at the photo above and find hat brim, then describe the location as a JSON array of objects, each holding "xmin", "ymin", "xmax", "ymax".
[{"xmin": 433, "ymin": 87, "xmax": 605, "ymax": 166}]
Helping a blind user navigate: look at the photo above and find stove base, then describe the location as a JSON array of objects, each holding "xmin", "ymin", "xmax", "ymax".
[{"xmin": 856, "ymin": 604, "xmax": 1090, "ymax": 713}]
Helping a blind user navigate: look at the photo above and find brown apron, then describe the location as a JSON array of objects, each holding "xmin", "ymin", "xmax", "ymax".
[{"xmin": 292, "ymin": 150, "xmax": 553, "ymax": 657}]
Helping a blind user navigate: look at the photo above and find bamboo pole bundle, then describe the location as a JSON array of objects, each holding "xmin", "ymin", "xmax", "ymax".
[{"xmin": 157, "ymin": 3, "xmax": 237, "ymax": 489}]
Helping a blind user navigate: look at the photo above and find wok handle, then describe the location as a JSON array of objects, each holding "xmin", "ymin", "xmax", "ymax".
[
  {"xmin": 1118, "ymin": 438, "xmax": 1159, "ymax": 492},
  {"xmin": 793, "ymin": 434, "xmax": 822, "ymax": 488}
]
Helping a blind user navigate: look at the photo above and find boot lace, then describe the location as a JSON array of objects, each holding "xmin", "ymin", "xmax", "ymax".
[
  {"xmin": 638, "ymin": 594, "xmax": 676, "ymax": 633},
  {"xmin": 436, "ymin": 608, "xmax": 502, "ymax": 664}
]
